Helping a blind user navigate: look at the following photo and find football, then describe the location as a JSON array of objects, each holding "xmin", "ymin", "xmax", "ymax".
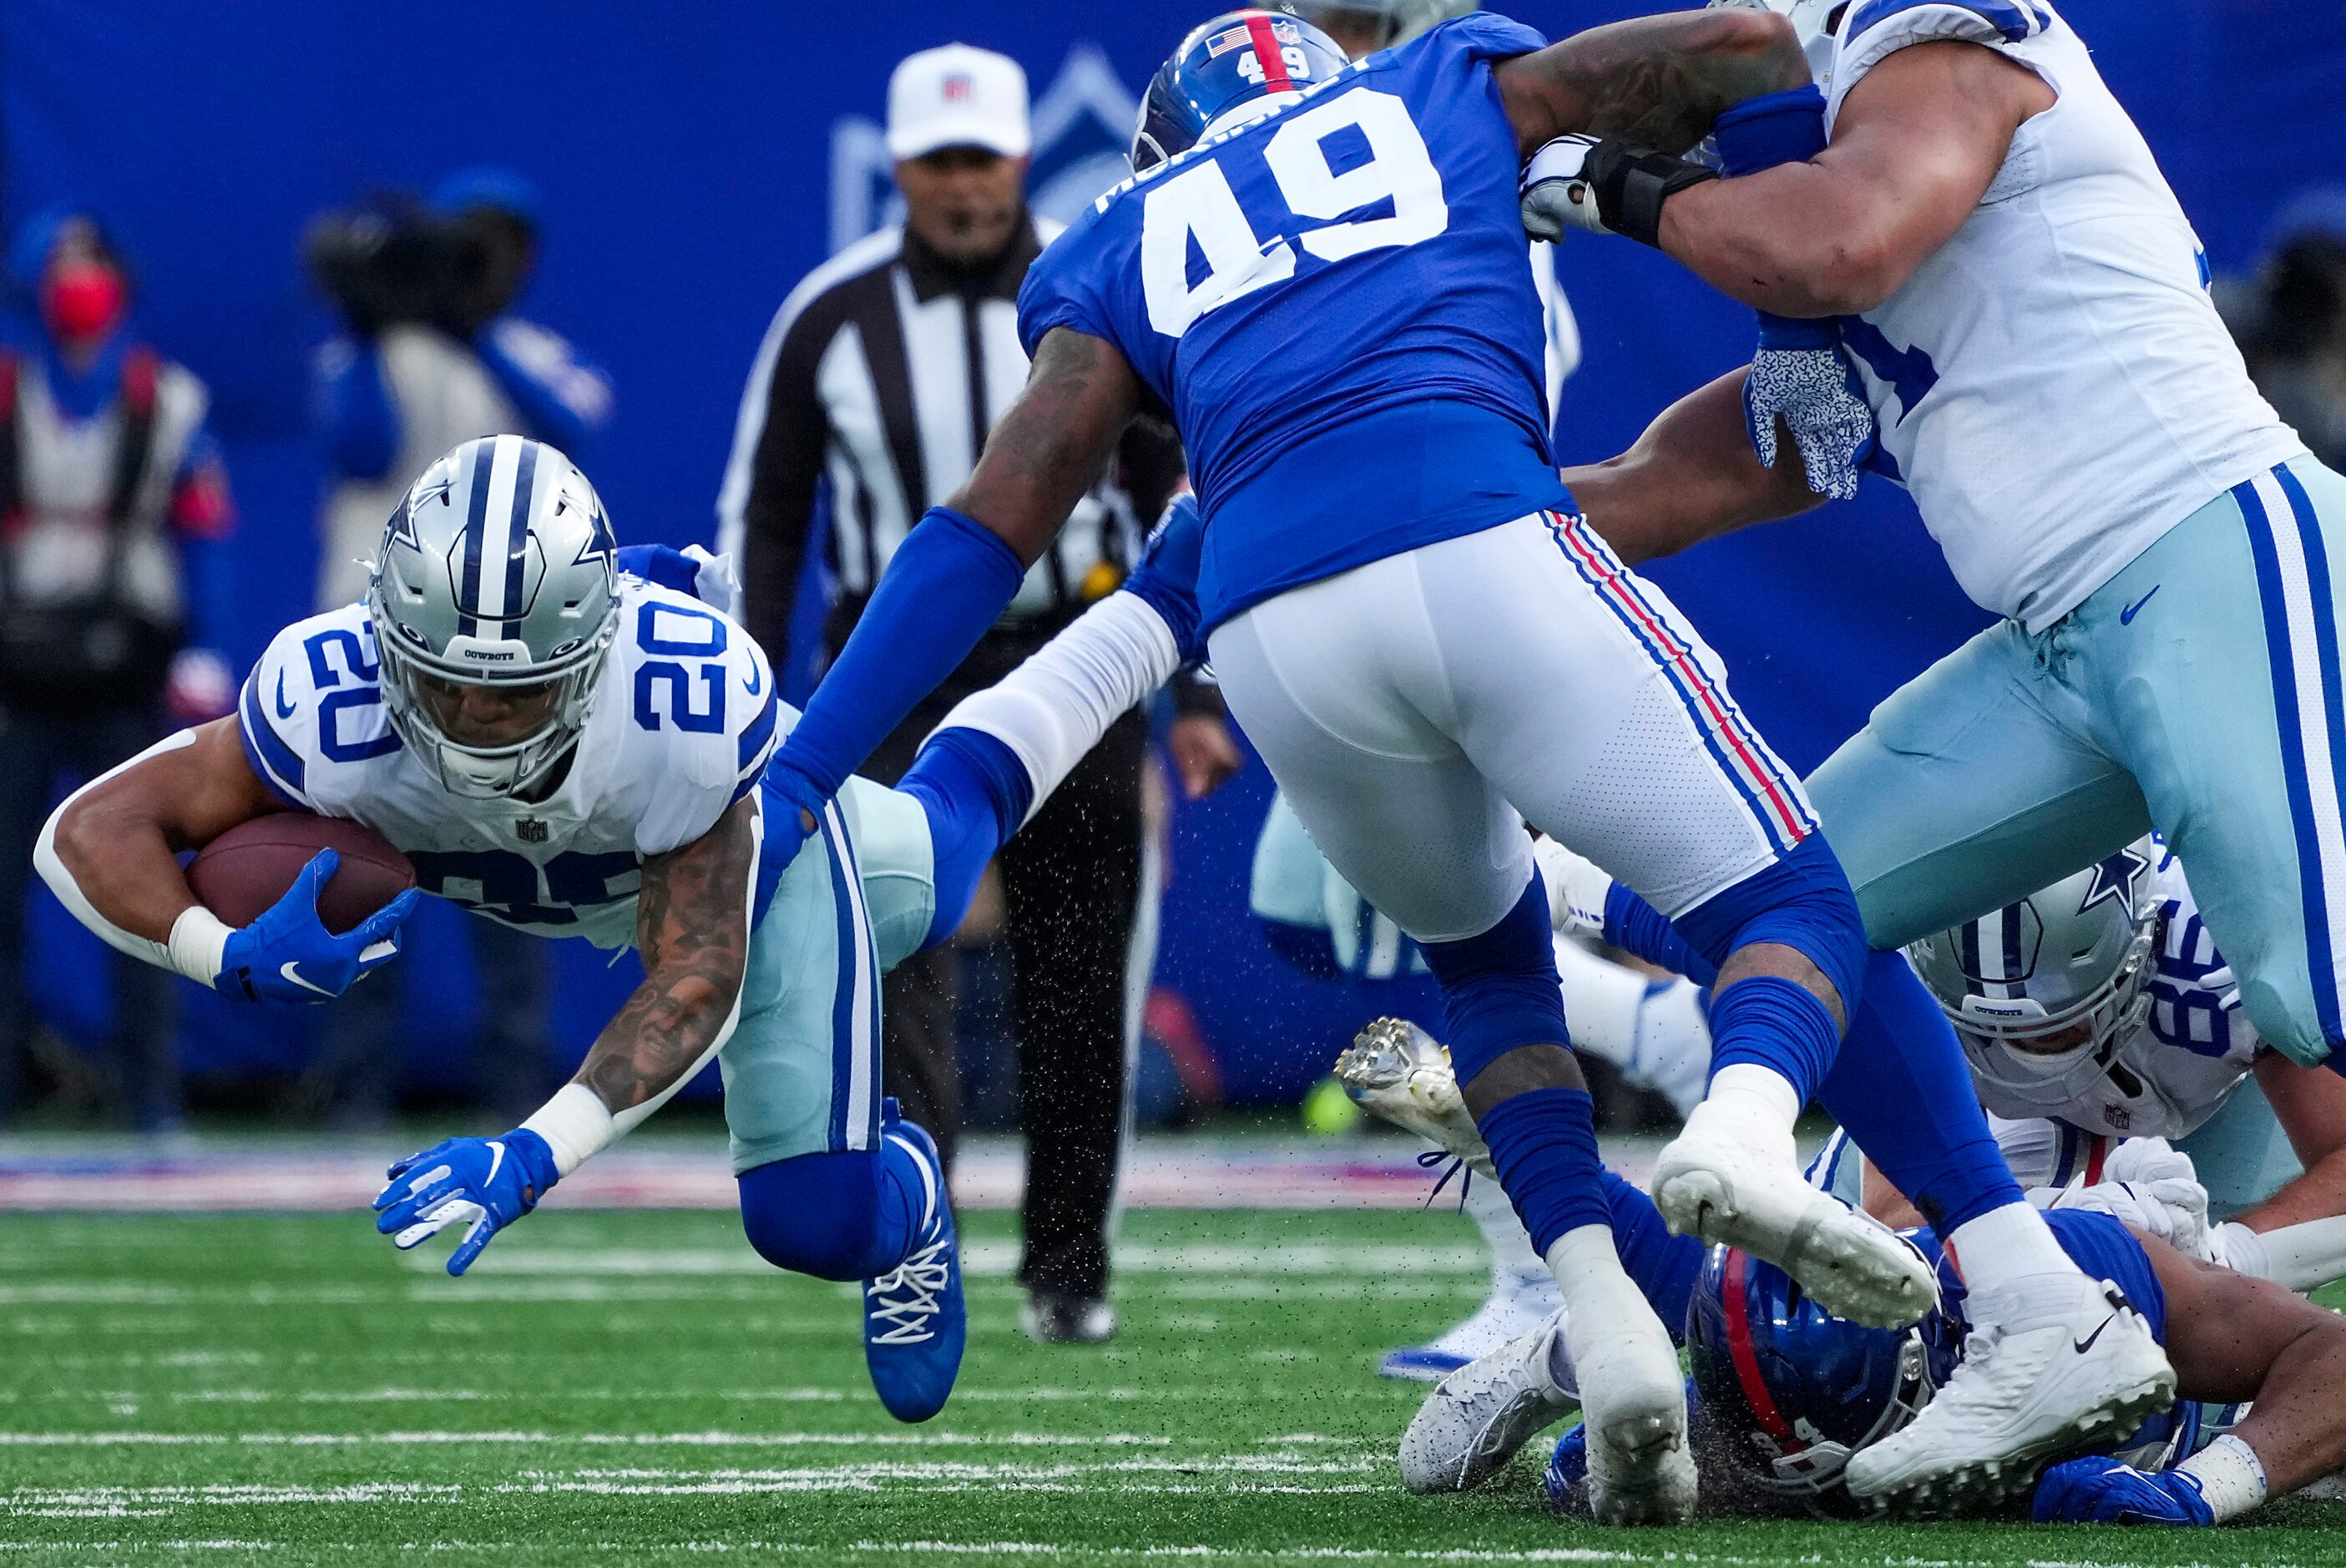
[{"xmin": 186, "ymin": 813, "xmax": 416, "ymax": 934}]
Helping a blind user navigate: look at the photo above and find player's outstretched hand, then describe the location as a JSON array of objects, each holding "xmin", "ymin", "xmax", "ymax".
[
  {"xmin": 1743, "ymin": 317, "xmax": 1873, "ymax": 503},
  {"xmin": 373, "ymin": 1130, "xmax": 560, "ymax": 1277},
  {"xmin": 214, "ymin": 850, "xmax": 419, "ymax": 1004},
  {"xmin": 2035, "ymin": 1455, "xmax": 2216, "ymax": 1525}
]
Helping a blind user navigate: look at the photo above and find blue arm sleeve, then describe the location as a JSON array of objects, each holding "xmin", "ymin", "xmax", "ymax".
[
  {"xmin": 474, "ymin": 324, "xmax": 609, "ymax": 457},
  {"xmin": 1713, "ymin": 89, "xmax": 1838, "ymax": 354},
  {"xmin": 770, "ymin": 506, "xmax": 1027, "ymax": 806},
  {"xmin": 316, "ymin": 339, "xmax": 401, "ymax": 482},
  {"xmin": 1604, "ymin": 883, "xmax": 1720, "ymax": 988},
  {"xmin": 1603, "ymin": 1168, "xmax": 1705, "ymax": 1342}
]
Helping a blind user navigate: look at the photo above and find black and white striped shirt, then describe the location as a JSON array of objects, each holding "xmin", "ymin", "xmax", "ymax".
[{"xmin": 715, "ymin": 217, "xmax": 1184, "ymax": 668}]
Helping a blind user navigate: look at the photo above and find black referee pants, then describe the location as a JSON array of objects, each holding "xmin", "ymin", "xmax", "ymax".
[{"xmin": 857, "ymin": 622, "xmax": 1146, "ymax": 1304}]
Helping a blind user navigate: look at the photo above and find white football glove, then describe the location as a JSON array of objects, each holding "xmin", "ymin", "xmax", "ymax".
[
  {"xmin": 1530, "ymin": 835, "xmax": 1613, "ymax": 945},
  {"xmin": 1743, "ymin": 330, "xmax": 1874, "ymax": 503},
  {"xmin": 1520, "ymin": 137, "xmax": 1612, "ymax": 242},
  {"xmin": 2037, "ymin": 1139, "xmax": 2212, "ymax": 1260}
]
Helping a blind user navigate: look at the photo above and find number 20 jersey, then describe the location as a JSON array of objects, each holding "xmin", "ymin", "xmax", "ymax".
[
  {"xmin": 235, "ymin": 579, "xmax": 781, "ymax": 950},
  {"xmin": 1018, "ymin": 14, "xmax": 1568, "ymax": 634}
]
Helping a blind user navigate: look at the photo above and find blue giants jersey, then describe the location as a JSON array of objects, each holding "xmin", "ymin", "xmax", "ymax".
[{"xmin": 1018, "ymin": 14, "xmax": 1568, "ymax": 631}]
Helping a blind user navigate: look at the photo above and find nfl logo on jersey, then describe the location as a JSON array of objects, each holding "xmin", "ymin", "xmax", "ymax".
[{"xmin": 516, "ymin": 817, "xmax": 549, "ymax": 844}]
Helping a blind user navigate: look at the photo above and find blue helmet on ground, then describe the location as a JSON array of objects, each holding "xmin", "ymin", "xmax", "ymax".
[
  {"xmin": 1683, "ymin": 1244, "xmax": 1954, "ymax": 1515},
  {"xmin": 1130, "ymin": 8, "xmax": 1351, "ymax": 173}
]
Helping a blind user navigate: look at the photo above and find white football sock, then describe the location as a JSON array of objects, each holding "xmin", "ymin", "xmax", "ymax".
[
  {"xmin": 1463, "ymin": 1166, "xmax": 1550, "ymax": 1290},
  {"xmin": 1543, "ymin": 1222, "xmax": 1656, "ymax": 1402},
  {"xmin": 1946, "ymin": 1198, "xmax": 2085, "ymax": 1287},
  {"xmin": 1688, "ymin": 1062, "xmax": 1801, "ymax": 1151}
]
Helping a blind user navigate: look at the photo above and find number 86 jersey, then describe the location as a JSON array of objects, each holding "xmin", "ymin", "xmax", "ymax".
[
  {"xmin": 235, "ymin": 578, "xmax": 781, "ymax": 949},
  {"xmin": 1018, "ymin": 13, "xmax": 1570, "ymax": 638}
]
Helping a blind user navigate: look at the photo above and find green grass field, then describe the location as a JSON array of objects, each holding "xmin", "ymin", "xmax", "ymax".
[{"xmin": 3, "ymin": 1206, "xmax": 2344, "ymax": 1567}]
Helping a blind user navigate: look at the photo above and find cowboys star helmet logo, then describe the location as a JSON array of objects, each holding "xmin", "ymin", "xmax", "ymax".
[
  {"xmin": 2076, "ymin": 843, "xmax": 2151, "ymax": 916},
  {"xmin": 571, "ymin": 502, "xmax": 619, "ymax": 573}
]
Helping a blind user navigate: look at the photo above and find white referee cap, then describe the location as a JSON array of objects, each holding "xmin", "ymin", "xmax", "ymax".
[{"xmin": 887, "ymin": 45, "xmax": 1032, "ymax": 161}]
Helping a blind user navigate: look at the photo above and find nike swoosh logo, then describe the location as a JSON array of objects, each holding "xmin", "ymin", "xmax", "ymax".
[
  {"xmin": 483, "ymin": 1140, "xmax": 506, "ymax": 1186},
  {"xmin": 2120, "ymin": 585, "xmax": 2161, "ymax": 625},
  {"xmin": 2073, "ymin": 1313, "xmax": 2116, "ymax": 1355},
  {"xmin": 278, "ymin": 960, "xmax": 332, "ymax": 997},
  {"xmin": 743, "ymin": 662, "xmax": 763, "ymax": 698},
  {"xmin": 274, "ymin": 671, "xmax": 296, "ymax": 720}
]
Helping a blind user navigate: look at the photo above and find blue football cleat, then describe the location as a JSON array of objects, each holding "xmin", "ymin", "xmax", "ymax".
[{"xmin": 862, "ymin": 1110, "xmax": 965, "ymax": 1423}]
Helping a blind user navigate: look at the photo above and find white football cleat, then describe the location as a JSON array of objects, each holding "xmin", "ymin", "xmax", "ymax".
[
  {"xmin": 1399, "ymin": 1314, "xmax": 1578, "ymax": 1495},
  {"xmin": 1336, "ymin": 1018, "xmax": 1493, "ymax": 1177},
  {"xmin": 1380, "ymin": 1267, "xmax": 1562, "ymax": 1383},
  {"xmin": 1572, "ymin": 1306, "xmax": 1697, "ymax": 1525},
  {"xmin": 1843, "ymin": 1272, "xmax": 2176, "ymax": 1511},
  {"xmin": 1651, "ymin": 1116, "xmax": 1937, "ymax": 1330}
]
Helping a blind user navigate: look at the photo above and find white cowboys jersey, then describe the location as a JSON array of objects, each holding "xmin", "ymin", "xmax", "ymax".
[
  {"xmin": 235, "ymin": 579, "xmax": 780, "ymax": 949},
  {"xmin": 1824, "ymin": 0, "xmax": 2303, "ymax": 632}
]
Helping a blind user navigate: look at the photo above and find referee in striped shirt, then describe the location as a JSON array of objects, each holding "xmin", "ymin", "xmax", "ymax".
[{"xmin": 717, "ymin": 45, "xmax": 1239, "ymax": 1345}]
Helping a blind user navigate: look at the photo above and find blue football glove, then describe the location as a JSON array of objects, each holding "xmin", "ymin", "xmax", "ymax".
[
  {"xmin": 1743, "ymin": 316, "xmax": 1874, "ymax": 503},
  {"xmin": 373, "ymin": 1130, "xmax": 561, "ymax": 1276},
  {"xmin": 615, "ymin": 542, "xmax": 701, "ymax": 597},
  {"xmin": 2035, "ymin": 1455, "xmax": 2217, "ymax": 1525},
  {"xmin": 214, "ymin": 849, "xmax": 419, "ymax": 1004},
  {"xmin": 1120, "ymin": 493, "xmax": 1206, "ymax": 663}
]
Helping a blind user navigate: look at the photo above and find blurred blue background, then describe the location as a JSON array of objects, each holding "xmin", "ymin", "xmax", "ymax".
[{"xmin": 6, "ymin": 0, "xmax": 2340, "ymax": 1105}]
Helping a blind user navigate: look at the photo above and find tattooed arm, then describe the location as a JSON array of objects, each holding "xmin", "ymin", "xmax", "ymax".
[
  {"xmin": 951, "ymin": 326, "xmax": 1142, "ymax": 563},
  {"xmin": 571, "ymin": 793, "xmax": 757, "ymax": 1123},
  {"xmin": 1494, "ymin": 8, "xmax": 1810, "ymax": 160}
]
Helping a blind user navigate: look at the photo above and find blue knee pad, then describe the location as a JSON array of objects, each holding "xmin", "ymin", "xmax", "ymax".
[
  {"xmin": 737, "ymin": 1143, "xmax": 925, "ymax": 1281},
  {"xmin": 1818, "ymin": 949, "xmax": 2021, "ymax": 1234},
  {"xmin": 898, "ymin": 727, "xmax": 1033, "ymax": 951},
  {"xmin": 1419, "ymin": 873, "xmax": 1570, "ymax": 1083}
]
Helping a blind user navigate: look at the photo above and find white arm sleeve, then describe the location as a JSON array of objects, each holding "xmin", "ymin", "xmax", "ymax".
[
  {"xmin": 33, "ymin": 730, "xmax": 215, "ymax": 975},
  {"xmin": 925, "ymin": 589, "xmax": 1182, "ymax": 827}
]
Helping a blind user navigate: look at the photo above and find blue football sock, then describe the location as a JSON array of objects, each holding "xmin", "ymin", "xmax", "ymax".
[
  {"xmin": 1602, "ymin": 1168, "xmax": 1704, "ymax": 1342},
  {"xmin": 1704, "ymin": 974, "xmax": 1841, "ymax": 1105},
  {"xmin": 1478, "ymin": 1087, "xmax": 1613, "ymax": 1255},
  {"xmin": 737, "ymin": 1137, "xmax": 928, "ymax": 1282},
  {"xmin": 1818, "ymin": 949, "xmax": 2022, "ymax": 1234}
]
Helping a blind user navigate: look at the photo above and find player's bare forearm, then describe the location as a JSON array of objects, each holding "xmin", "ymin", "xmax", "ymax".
[
  {"xmin": 1653, "ymin": 43, "xmax": 2051, "ymax": 316},
  {"xmin": 572, "ymin": 796, "xmax": 755, "ymax": 1116},
  {"xmin": 2238, "ymin": 1055, "xmax": 2346, "ymax": 1231},
  {"xmin": 948, "ymin": 327, "xmax": 1141, "ymax": 565},
  {"xmin": 49, "ymin": 718, "xmax": 285, "ymax": 944},
  {"xmin": 1495, "ymin": 8, "xmax": 1808, "ymax": 160},
  {"xmin": 1565, "ymin": 368, "xmax": 1820, "ymax": 565},
  {"xmin": 2151, "ymin": 1235, "xmax": 2346, "ymax": 1494}
]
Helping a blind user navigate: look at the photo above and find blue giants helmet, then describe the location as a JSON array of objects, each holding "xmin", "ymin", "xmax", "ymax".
[
  {"xmin": 1130, "ymin": 8, "xmax": 1351, "ymax": 173},
  {"xmin": 1684, "ymin": 1245, "xmax": 1956, "ymax": 1515}
]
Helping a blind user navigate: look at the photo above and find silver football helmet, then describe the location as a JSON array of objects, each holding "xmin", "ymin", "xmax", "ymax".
[
  {"xmin": 1905, "ymin": 842, "xmax": 2160, "ymax": 1120},
  {"xmin": 1284, "ymin": 0, "xmax": 1472, "ymax": 53},
  {"xmin": 367, "ymin": 435, "xmax": 621, "ymax": 797},
  {"xmin": 1709, "ymin": 0, "xmax": 1843, "ymax": 89}
]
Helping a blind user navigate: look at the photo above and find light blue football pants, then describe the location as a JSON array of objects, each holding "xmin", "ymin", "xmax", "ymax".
[
  {"xmin": 718, "ymin": 777, "xmax": 937, "ymax": 1174},
  {"xmin": 1810, "ymin": 453, "xmax": 2346, "ymax": 1068}
]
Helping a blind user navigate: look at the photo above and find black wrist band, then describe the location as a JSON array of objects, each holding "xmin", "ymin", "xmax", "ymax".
[{"xmin": 1582, "ymin": 141, "xmax": 1719, "ymax": 248}]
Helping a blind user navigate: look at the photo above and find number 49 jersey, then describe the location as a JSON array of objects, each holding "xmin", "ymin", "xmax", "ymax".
[
  {"xmin": 235, "ymin": 579, "xmax": 781, "ymax": 949},
  {"xmin": 1018, "ymin": 14, "xmax": 1569, "ymax": 635}
]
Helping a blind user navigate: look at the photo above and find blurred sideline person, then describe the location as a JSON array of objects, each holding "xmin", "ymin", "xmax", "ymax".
[
  {"xmin": 306, "ymin": 167, "xmax": 614, "ymax": 1125},
  {"xmin": 2221, "ymin": 190, "xmax": 2346, "ymax": 472},
  {"xmin": 0, "ymin": 206, "xmax": 235, "ymax": 1130},
  {"xmin": 718, "ymin": 44, "xmax": 1239, "ymax": 1343}
]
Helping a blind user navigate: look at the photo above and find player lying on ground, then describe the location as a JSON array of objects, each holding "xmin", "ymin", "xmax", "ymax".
[
  {"xmin": 1521, "ymin": 0, "xmax": 2344, "ymax": 1500},
  {"xmin": 748, "ymin": 3, "xmax": 2172, "ymax": 1520},
  {"xmin": 32, "ymin": 434, "xmax": 1206, "ymax": 1426},
  {"xmin": 1342, "ymin": 1023, "xmax": 2346, "ymax": 1524},
  {"xmin": 1537, "ymin": 833, "xmax": 2346, "ymax": 1235},
  {"xmin": 1251, "ymin": 789, "xmax": 1707, "ymax": 1380}
]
